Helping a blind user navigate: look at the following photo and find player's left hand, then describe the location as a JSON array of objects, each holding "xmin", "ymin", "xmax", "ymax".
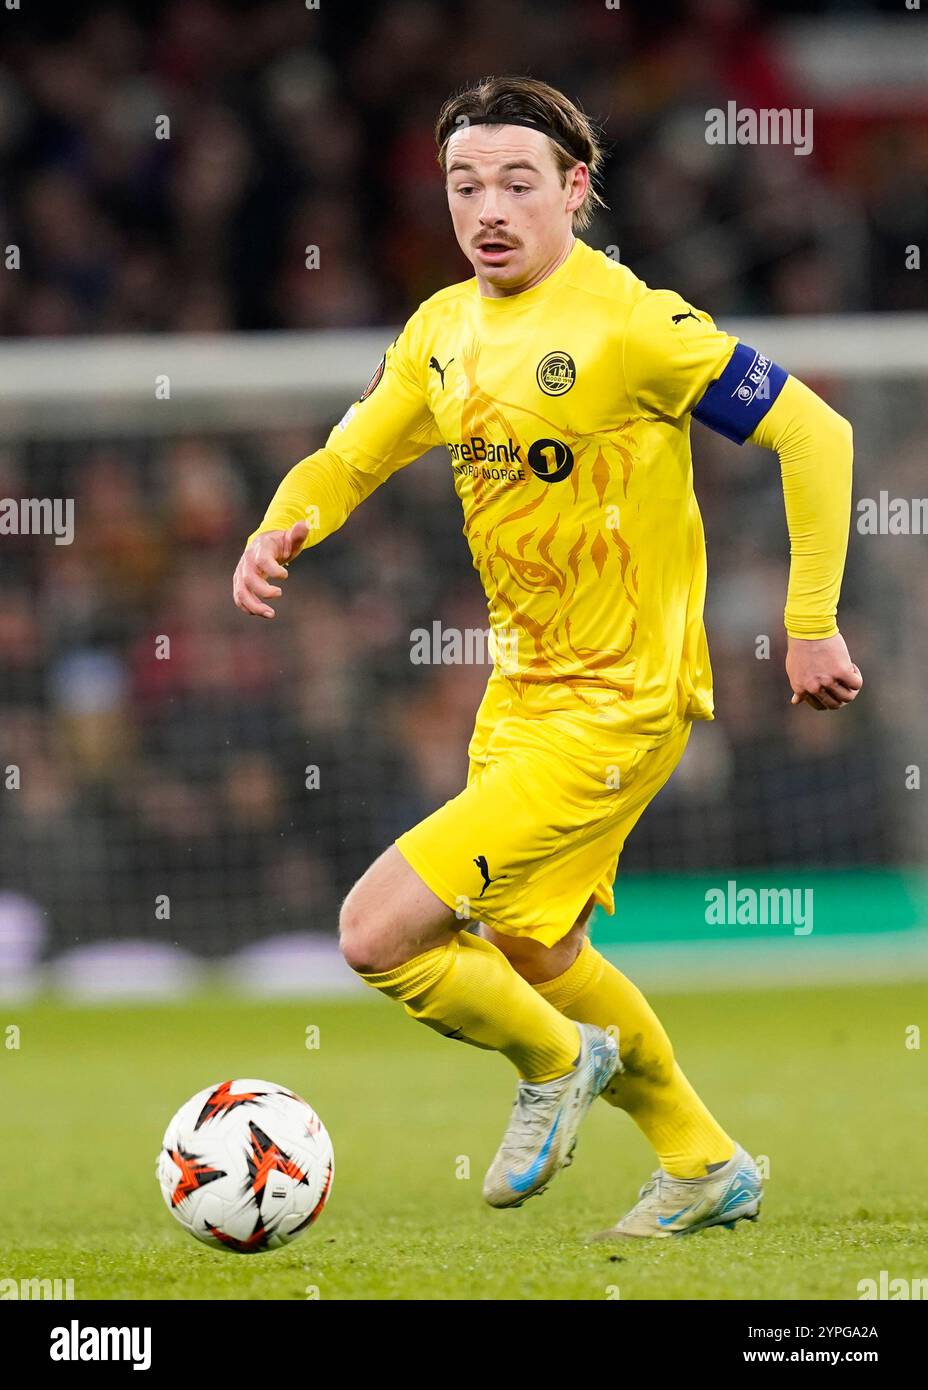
[{"xmin": 786, "ymin": 633, "xmax": 863, "ymax": 711}]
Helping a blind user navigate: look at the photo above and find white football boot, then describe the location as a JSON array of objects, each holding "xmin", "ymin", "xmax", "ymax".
[
  {"xmin": 483, "ymin": 1022, "xmax": 619, "ymax": 1209},
  {"xmin": 591, "ymin": 1142, "xmax": 762, "ymax": 1239}
]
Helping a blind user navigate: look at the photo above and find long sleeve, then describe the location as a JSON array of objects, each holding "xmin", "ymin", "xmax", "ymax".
[
  {"xmin": 749, "ymin": 373, "xmax": 853, "ymax": 639},
  {"xmin": 246, "ymin": 306, "xmax": 443, "ymax": 555},
  {"xmin": 247, "ymin": 448, "xmax": 384, "ymax": 549}
]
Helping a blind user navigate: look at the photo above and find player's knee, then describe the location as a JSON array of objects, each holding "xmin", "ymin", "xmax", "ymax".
[{"xmin": 338, "ymin": 891, "xmax": 384, "ymax": 974}]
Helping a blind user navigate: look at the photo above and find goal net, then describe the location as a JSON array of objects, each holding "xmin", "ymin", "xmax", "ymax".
[{"xmin": 1, "ymin": 315, "xmax": 926, "ymax": 994}]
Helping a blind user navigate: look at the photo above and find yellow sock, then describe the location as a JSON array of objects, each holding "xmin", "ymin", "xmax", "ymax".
[
  {"xmin": 359, "ymin": 930, "xmax": 581, "ymax": 1083},
  {"xmin": 534, "ymin": 938, "xmax": 735, "ymax": 1177}
]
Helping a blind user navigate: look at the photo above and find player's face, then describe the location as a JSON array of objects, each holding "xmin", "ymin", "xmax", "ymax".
[{"xmin": 444, "ymin": 124, "xmax": 587, "ymax": 297}]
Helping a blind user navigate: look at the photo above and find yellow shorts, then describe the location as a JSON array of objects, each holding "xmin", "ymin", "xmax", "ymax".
[{"xmin": 395, "ymin": 670, "xmax": 692, "ymax": 948}]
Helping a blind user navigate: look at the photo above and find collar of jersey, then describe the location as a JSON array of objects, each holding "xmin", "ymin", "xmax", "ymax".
[{"xmin": 474, "ymin": 237, "xmax": 584, "ymax": 312}]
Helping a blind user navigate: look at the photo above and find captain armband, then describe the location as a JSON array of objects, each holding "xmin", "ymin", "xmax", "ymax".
[{"xmin": 692, "ymin": 344, "xmax": 788, "ymax": 445}]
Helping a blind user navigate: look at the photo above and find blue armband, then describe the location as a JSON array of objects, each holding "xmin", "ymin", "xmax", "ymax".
[{"xmin": 691, "ymin": 344, "xmax": 788, "ymax": 444}]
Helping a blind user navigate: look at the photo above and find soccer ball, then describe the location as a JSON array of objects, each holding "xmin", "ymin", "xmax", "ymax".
[{"xmin": 156, "ymin": 1078, "xmax": 334, "ymax": 1253}]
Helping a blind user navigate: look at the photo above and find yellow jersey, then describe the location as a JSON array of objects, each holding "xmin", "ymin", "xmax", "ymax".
[
  {"xmin": 249, "ymin": 236, "xmax": 852, "ymax": 743},
  {"xmin": 309, "ymin": 238, "xmax": 740, "ymax": 740}
]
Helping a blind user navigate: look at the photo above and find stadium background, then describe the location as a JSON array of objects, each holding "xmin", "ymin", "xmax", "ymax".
[{"xmin": 1, "ymin": 0, "xmax": 927, "ymax": 1001}]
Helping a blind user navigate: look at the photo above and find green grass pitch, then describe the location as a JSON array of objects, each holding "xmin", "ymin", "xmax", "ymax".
[{"xmin": 3, "ymin": 982, "xmax": 926, "ymax": 1300}]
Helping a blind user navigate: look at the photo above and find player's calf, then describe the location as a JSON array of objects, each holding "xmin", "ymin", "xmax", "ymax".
[{"xmin": 341, "ymin": 849, "xmax": 589, "ymax": 1096}]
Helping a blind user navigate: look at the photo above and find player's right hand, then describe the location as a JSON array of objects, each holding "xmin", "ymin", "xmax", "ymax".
[
  {"xmin": 232, "ymin": 521, "xmax": 309, "ymax": 618},
  {"xmin": 785, "ymin": 632, "xmax": 863, "ymax": 711}
]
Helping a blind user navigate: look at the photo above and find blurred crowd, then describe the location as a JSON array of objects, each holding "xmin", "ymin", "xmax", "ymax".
[
  {"xmin": 0, "ymin": 376, "xmax": 921, "ymax": 954},
  {"xmin": 0, "ymin": 0, "xmax": 925, "ymax": 955},
  {"xmin": 0, "ymin": 0, "xmax": 926, "ymax": 339}
]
